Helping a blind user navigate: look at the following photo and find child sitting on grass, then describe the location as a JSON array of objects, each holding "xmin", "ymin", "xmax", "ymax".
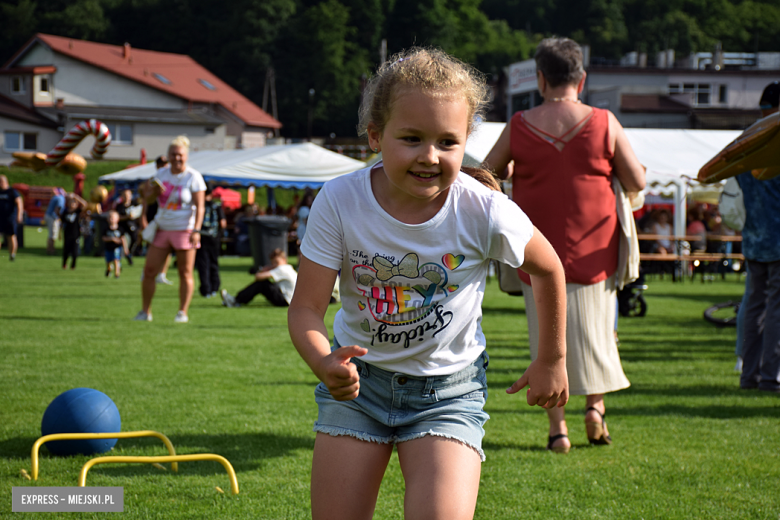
[{"xmin": 221, "ymin": 248, "xmax": 296, "ymax": 307}]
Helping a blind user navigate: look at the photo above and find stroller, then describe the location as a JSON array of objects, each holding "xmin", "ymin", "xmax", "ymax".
[{"xmin": 618, "ymin": 271, "xmax": 648, "ymax": 317}]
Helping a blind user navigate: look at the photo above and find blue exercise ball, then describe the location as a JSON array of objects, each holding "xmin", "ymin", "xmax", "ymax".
[{"xmin": 41, "ymin": 388, "xmax": 121, "ymax": 456}]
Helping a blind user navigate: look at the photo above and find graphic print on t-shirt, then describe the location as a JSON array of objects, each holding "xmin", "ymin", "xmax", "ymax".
[
  {"xmin": 159, "ymin": 181, "xmax": 183, "ymax": 211},
  {"xmin": 351, "ymin": 250, "xmax": 465, "ymax": 348}
]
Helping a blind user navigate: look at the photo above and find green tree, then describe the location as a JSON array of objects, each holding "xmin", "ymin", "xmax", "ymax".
[{"xmin": 274, "ymin": 0, "xmax": 371, "ymax": 138}]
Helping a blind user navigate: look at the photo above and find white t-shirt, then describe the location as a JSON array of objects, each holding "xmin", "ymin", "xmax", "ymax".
[
  {"xmin": 268, "ymin": 264, "xmax": 298, "ymax": 304},
  {"xmin": 301, "ymin": 166, "xmax": 534, "ymax": 376},
  {"xmin": 153, "ymin": 166, "xmax": 206, "ymax": 231},
  {"xmin": 652, "ymin": 222, "xmax": 672, "ymax": 249}
]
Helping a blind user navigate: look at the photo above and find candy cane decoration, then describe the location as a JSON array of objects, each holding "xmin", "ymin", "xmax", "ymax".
[{"xmin": 46, "ymin": 119, "xmax": 112, "ymax": 167}]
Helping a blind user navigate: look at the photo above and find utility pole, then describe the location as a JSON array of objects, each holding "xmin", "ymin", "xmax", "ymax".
[
  {"xmin": 307, "ymin": 88, "xmax": 315, "ymax": 142},
  {"xmin": 262, "ymin": 67, "xmax": 280, "ymax": 137}
]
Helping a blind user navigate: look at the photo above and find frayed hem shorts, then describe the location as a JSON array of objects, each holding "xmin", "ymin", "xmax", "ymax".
[{"xmin": 314, "ymin": 341, "xmax": 490, "ymax": 461}]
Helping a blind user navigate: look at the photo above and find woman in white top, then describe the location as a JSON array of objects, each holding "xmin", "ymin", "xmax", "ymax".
[{"xmin": 135, "ymin": 136, "xmax": 205, "ymax": 323}]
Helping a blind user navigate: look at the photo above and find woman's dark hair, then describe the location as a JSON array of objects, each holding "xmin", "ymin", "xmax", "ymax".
[{"xmin": 534, "ymin": 37, "xmax": 584, "ymax": 88}]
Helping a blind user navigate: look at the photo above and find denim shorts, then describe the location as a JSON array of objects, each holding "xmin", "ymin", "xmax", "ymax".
[
  {"xmin": 314, "ymin": 341, "xmax": 490, "ymax": 461},
  {"xmin": 104, "ymin": 246, "xmax": 121, "ymax": 262}
]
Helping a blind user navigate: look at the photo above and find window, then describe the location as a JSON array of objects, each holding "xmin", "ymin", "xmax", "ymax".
[
  {"xmin": 4, "ymin": 131, "xmax": 37, "ymax": 151},
  {"xmin": 11, "ymin": 76, "xmax": 25, "ymax": 93},
  {"xmin": 106, "ymin": 123, "xmax": 133, "ymax": 145},
  {"xmin": 696, "ymin": 84, "xmax": 711, "ymax": 105},
  {"xmin": 152, "ymin": 73, "xmax": 171, "ymax": 85},
  {"xmin": 669, "ymin": 83, "xmax": 711, "ymax": 105},
  {"xmin": 198, "ymin": 78, "xmax": 216, "ymax": 91},
  {"xmin": 40, "ymin": 76, "xmax": 50, "ymax": 93},
  {"xmin": 719, "ymin": 85, "xmax": 728, "ymax": 104}
]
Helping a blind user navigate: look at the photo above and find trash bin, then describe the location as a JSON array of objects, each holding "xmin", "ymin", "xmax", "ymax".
[{"xmin": 248, "ymin": 216, "xmax": 290, "ymax": 268}]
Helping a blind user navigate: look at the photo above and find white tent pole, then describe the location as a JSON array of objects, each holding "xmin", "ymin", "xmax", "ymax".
[
  {"xmin": 674, "ymin": 181, "xmax": 687, "ymax": 239},
  {"xmin": 674, "ymin": 181, "xmax": 688, "ymax": 280}
]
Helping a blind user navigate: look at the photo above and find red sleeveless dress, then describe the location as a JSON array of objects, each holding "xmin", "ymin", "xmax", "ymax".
[{"xmin": 510, "ymin": 107, "xmax": 618, "ymax": 285}]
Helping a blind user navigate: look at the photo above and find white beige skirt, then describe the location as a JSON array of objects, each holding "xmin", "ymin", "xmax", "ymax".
[{"xmin": 521, "ymin": 273, "xmax": 630, "ymax": 396}]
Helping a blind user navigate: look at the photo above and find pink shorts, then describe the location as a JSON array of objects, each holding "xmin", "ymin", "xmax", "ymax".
[{"xmin": 152, "ymin": 230, "xmax": 200, "ymax": 251}]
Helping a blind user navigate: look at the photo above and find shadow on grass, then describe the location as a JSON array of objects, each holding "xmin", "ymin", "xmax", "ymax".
[
  {"xmin": 482, "ymin": 439, "xmax": 549, "ymax": 453},
  {"xmin": 616, "ymin": 403, "xmax": 780, "ymax": 419},
  {"xmin": 0, "ymin": 314, "xmax": 102, "ymax": 322},
  {"xmin": 482, "ymin": 307, "xmax": 526, "ymax": 316},
  {"xmin": 2, "ymin": 432, "xmax": 314, "ymax": 477}
]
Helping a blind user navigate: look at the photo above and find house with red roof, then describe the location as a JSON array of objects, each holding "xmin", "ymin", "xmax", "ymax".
[{"xmin": 1, "ymin": 33, "xmax": 281, "ymax": 163}]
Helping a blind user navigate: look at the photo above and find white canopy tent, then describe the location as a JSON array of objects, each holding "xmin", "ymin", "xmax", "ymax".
[
  {"xmin": 463, "ymin": 122, "xmax": 741, "ymax": 237},
  {"xmin": 99, "ymin": 142, "xmax": 366, "ymax": 189}
]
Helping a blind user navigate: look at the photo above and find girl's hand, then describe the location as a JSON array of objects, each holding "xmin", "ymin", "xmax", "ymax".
[
  {"xmin": 506, "ymin": 358, "xmax": 569, "ymax": 409},
  {"xmin": 316, "ymin": 345, "xmax": 367, "ymax": 401},
  {"xmin": 190, "ymin": 230, "xmax": 201, "ymax": 247}
]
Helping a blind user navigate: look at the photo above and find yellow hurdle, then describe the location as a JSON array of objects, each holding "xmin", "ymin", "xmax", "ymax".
[
  {"xmin": 32, "ymin": 430, "xmax": 178, "ymax": 480},
  {"xmin": 79, "ymin": 454, "xmax": 239, "ymax": 495}
]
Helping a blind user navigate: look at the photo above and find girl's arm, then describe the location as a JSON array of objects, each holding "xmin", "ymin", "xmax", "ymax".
[
  {"xmin": 484, "ymin": 124, "xmax": 514, "ymax": 180},
  {"xmin": 288, "ymin": 255, "xmax": 366, "ymax": 401},
  {"xmin": 506, "ymin": 227, "xmax": 569, "ymax": 408}
]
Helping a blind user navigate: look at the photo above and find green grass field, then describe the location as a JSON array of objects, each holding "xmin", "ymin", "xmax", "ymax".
[{"xmin": 1, "ymin": 230, "xmax": 778, "ymax": 519}]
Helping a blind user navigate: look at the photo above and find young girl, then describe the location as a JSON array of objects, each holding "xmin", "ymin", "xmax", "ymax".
[{"xmin": 287, "ymin": 48, "xmax": 568, "ymax": 520}]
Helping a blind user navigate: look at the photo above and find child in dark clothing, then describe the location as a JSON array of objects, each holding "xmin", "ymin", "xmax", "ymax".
[
  {"xmin": 103, "ymin": 210, "xmax": 126, "ymax": 278},
  {"xmin": 61, "ymin": 194, "xmax": 87, "ymax": 269}
]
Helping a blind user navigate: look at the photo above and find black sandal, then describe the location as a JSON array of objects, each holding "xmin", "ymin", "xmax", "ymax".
[
  {"xmin": 546, "ymin": 433, "xmax": 570, "ymax": 454},
  {"xmin": 585, "ymin": 407, "xmax": 612, "ymax": 445}
]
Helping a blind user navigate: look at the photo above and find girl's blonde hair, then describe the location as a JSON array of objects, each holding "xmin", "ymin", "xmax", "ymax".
[
  {"xmin": 358, "ymin": 48, "xmax": 490, "ymax": 137},
  {"xmin": 169, "ymin": 135, "xmax": 191, "ymax": 150}
]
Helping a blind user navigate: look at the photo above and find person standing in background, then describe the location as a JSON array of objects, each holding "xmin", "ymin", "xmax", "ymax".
[
  {"xmin": 60, "ymin": 193, "xmax": 87, "ymax": 269},
  {"xmin": 485, "ymin": 37, "xmax": 646, "ymax": 452},
  {"xmin": 135, "ymin": 136, "xmax": 205, "ymax": 323},
  {"xmin": 195, "ymin": 184, "xmax": 226, "ymax": 298},
  {"xmin": 44, "ymin": 188, "xmax": 66, "ymax": 255},
  {"xmin": 141, "ymin": 155, "xmax": 173, "ymax": 285},
  {"xmin": 0, "ymin": 175, "xmax": 23, "ymax": 261},
  {"xmin": 737, "ymin": 81, "xmax": 780, "ymax": 393}
]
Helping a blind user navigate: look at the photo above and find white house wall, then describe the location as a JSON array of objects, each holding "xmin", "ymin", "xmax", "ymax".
[
  {"xmin": 0, "ymin": 75, "xmax": 33, "ymax": 108},
  {"xmin": 65, "ymin": 120, "xmax": 229, "ymax": 160},
  {"xmin": 18, "ymin": 45, "xmax": 184, "ymax": 110},
  {"xmin": 0, "ymin": 115, "xmax": 61, "ymax": 163},
  {"xmin": 667, "ymin": 73, "xmax": 777, "ymax": 109},
  {"xmin": 587, "ymin": 72, "xmax": 669, "ymax": 95}
]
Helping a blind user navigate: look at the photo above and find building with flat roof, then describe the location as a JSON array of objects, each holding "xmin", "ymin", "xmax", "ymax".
[{"xmin": 505, "ymin": 48, "xmax": 779, "ymax": 129}]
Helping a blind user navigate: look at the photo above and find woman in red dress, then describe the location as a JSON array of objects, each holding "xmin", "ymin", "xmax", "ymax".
[{"xmin": 486, "ymin": 38, "xmax": 646, "ymax": 453}]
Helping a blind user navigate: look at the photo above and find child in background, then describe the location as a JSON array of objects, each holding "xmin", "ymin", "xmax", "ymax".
[
  {"xmin": 61, "ymin": 193, "xmax": 87, "ymax": 269},
  {"xmin": 287, "ymin": 48, "xmax": 568, "ymax": 519},
  {"xmin": 221, "ymin": 248, "xmax": 296, "ymax": 307},
  {"xmin": 103, "ymin": 210, "xmax": 126, "ymax": 278},
  {"xmin": 195, "ymin": 185, "xmax": 226, "ymax": 298}
]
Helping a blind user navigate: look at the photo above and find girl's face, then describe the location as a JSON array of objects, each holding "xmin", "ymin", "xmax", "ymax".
[
  {"xmin": 367, "ymin": 88, "xmax": 469, "ymax": 213},
  {"xmin": 109, "ymin": 213, "xmax": 119, "ymax": 227}
]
